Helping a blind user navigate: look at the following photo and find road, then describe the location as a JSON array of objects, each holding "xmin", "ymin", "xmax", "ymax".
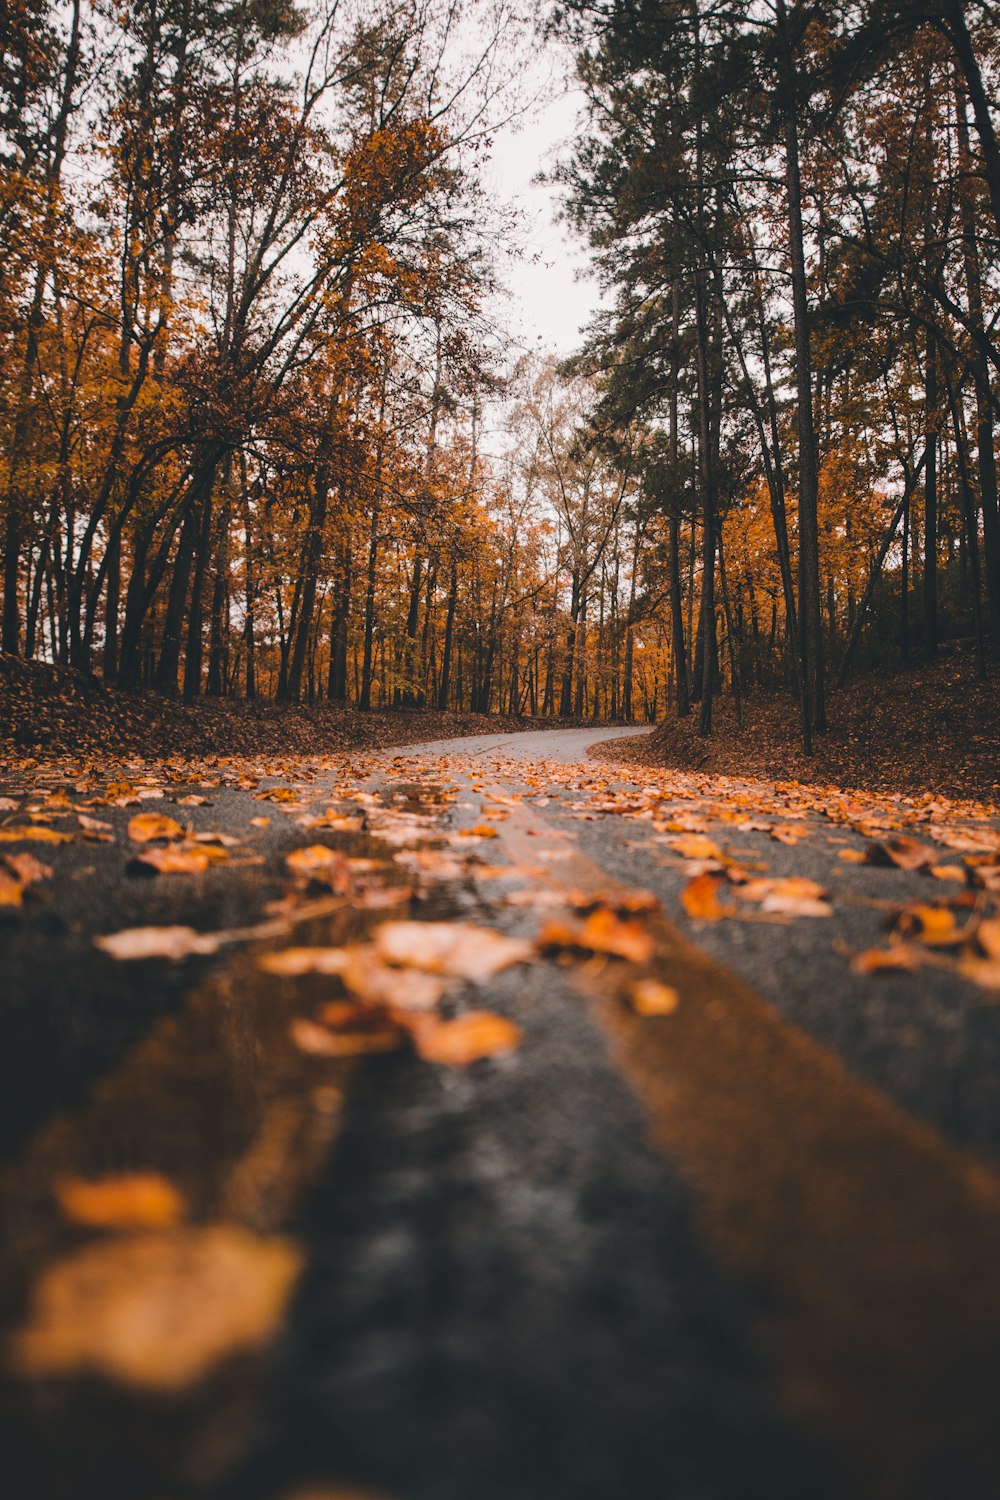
[{"xmin": 2, "ymin": 725, "xmax": 1000, "ymax": 1500}]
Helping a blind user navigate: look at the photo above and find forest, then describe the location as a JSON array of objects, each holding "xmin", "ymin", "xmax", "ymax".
[{"xmin": 2, "ymin": 0, "xmax": 1000, "ymax": 750}]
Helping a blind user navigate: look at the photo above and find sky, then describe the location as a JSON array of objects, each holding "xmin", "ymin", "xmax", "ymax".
[{"xmin": 483, "ymin": 84, "xmax": 604, "ymax": 359}]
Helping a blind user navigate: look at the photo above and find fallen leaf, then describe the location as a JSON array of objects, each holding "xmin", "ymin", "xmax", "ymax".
[
  {"xmin": 667, "ymin": 834, "xmax": 724, "ymax": 861},
  {"xmin": 959, "ymin": 956, "xmax": 1000, "ymax": 990},
  {"xmin": 127, "ymin": 813, "xmax": 184, "ymax": 843},
  {"xmin": 290, "ymin": 1017, "xmax": 402, "ymax": 1057},
  {"xmin": 975, "ymin": 918, "xmax": 1000, "ymax": 959},
  {"xmin": 0, "ymin": 870, "xmax": 24, "ymax": 905},
  {"xmin": 411, "ymin": 1011, "xmax": 522, "ymax": 1066},
  {"xmin": 865, "ymin": 835, "xmax": 937, "ymax": 871},
  {"xmin": 77, "ymin": 813, "xmax": 112, "ymax": 835},
  {"xmin": 851, "ymin": 947, "xmax": 922, "ymax": 975},
  {"xmin": 681, "ymin": 874, "xmax": 727, "ymax": 920},
  {"xmin": 894, "ymin": 904, "xmax": 963, "ymax": 947},
  {"xmin": 373, "ymin": 921, "xmax": 534, "ymax": 983},
  {"xmin": 12, "ymin": 1226, "xmax": 301, "ymax": 1390},
  {"xmin": 578, "ymin": 907, "xmax": 654, "ymax": 963},
  {"xmin": 565, "ymin": 887, "xmax": 660, "ymax": 916},
  {"xmin": 95, "ymin": 926, "xmax": 223, "ymax": 960},
  {"xmin": 259, "ymin": 946, "xmax": 352, "ymax": 977},
  {"xmin": 737, "ymin": 876, "xmax": 831, "ymax": 918},
  {"xmin": 132, "ymin": 844, "xmax": 213, "ymax": 874},
  {"xmin": 770, "ymin": 825, "xmax": 805, "ymax": 846},
  {"xmin": 56, "ymin": 1173, "xmax": 186, "ymax": 1230},
  {"xmin": 0, "ymin": 825, "xmax": 72, "ymax": 844},
  {"xmin": 628, "ymin": 979, "xmax": 679, "ymax": 1016},
  {"xmin": 285, "ymin": 845, "xmax": 354, "ymax": 893}
]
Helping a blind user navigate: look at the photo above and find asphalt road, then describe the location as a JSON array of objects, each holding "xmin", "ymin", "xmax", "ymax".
[{"xmin": 2, "ymin": 725, "xmax": 1000, "ymax": 1500}]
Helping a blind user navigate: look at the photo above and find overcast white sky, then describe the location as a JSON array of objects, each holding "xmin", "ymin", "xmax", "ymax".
[{"xmin": 483, "ymin": 84, "xmax": 603, "ymax": 358}]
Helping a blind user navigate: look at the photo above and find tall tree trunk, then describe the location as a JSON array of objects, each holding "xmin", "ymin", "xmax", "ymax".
[
  {"xmin": 923, "ymin": 332, "xmax": 938, "ymax": 655},
  {"xmin": 776, "ymin": 0, "xmax": 824, "ymax": 747}
]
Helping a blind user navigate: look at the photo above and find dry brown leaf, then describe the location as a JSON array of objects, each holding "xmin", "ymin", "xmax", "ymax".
[
  {"xmin": 341, "ymin": 950, "xmax": 446, "ymax": 1012},
  {"xmin": 373, "ymin": 920, "xmax": 534, "ymax": 983},
  {"xmin": 865, "ymin": 835, "xmax": 937, "ymax": 871},
  {"xmin": 12, "ymin": 1226, "xmax": 301, "ymax": 1390},
  {"xmin": 291, "ymin": 1016, "xmax": 403, "ymax": 1057},
  {"xmin": 0, "ymin": 869, "xmax": 24, "ymax": 905},
  {"xmin": 565, "ymin": 887, "xmax": 661, "ymax": 916},
  {"xmin": 296, "ymin": 810, "xmax": 363, "ymax": 832},
  {"xmin": 838, "ymin": 848, "xmax": 866, "ymax": 864},
  {"xmin": 667, "ymin": 834, "xmax": 724, "ymax": 861},
  {"xmin": 851, "ymin": 947, "xmax": 922, "ymax": 975},
  {"xmin": 4, "ymin": 852, "xmax": 53, "ymax": 887},
  {"xmin": 77, "ymin": 813, "xmax": 112, "ymax": 834},
  {"xmin": 259, "ymin": 946, "xmax": 352, "ymax": 977},
  {"xmin": 0, "ymin": 825, "xmax": 72, "ymax": 844},
  {"xmin": 930, "ymin": 864, "xmax": 966, "ymax": 882},
  {"xmin": 537, "ymin": 907, "xmax": 655, "ymax": 963},
  {"xmin": 411, "ymin": 1011, "xmax": 522, "ymax": 1067},
  {"xmin": 95, "ymin": 926, "xmax": 223, "ymax": 960},
  {"xmin": 958, "ymin": 956, "xmax": 1000, "ymax": 990},
  {"xmin": 578, "ymin": 907, "xmax": 654, "ymax": 963},
  {"xmin": 628, "ymin": 979, "xmax": 679, "ymax": 1016},
  {"xmin": 681, "ymin": 874, "xmax": 727, "ymax": 921},
  {"xmin": 975, "ymin": 918, "xmax": 1000, "ymax": 959},
  {"xmin": 737, "ymin": 876, "xmax": 831, "ymax": 918},
  {"xmin": 56, "ymin": 1173, "xmax": 186, "ymax": 1230},
  {"xmin": 894, "ymin": 904, "xmax": 963, "ymax": 947},
  {"xmin": 132, "ymin": 844, "xmax": 213, "ymax": 874},
  {"xmin": 770, "ymin": 825, "xmax": 805, "ymax": 846},
  {"xmin": 285, "ymin": 845, "xmax": 354, "ymax": 893},
  {"xmin": 127, "ymin": 812, "xmax": 184, "ymax": 843}
]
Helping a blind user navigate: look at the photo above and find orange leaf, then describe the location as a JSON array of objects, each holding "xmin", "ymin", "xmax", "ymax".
[
  {"xmin": 894, "ymin": 904, "xmax": 962, "ymax": 947},
  {"xmin": 56, "ymin": 1173, "xmax": 186, "ymax": 1230},
  {"xmin": 681, "ymin": 874, "xmax": 727, "ymax": 920},
  {"xmin": 12, "ymin": 1226, "xmax": 301, "ymax": 1391},
  {"xmin": 579, "ymin": 907, "xmax": 654, "ymax": 963},
  {"xmin": 412, "ymin": 1011, "xmax": 522, "ymax": 1067},
  {"xmin": 0, "ymin": 825, "xmax": 72, "ymax": 844},
  {"xmin": 865, "ymin": 836, "xmax": 936, "ymax": 871},
  {"xmin": 373, "ymin": 920, "xmax": 533, "ymax": 982},
  {"xmin": 285, "ymin": 845, "xmax": 354, "ymax": 893},
  {"xmin": 133, "ymin": 844, "xmax": 212, "ymax": 874},
  {"xmin": 290, "ymin": 1017, "xmax": 402, "ymax": 1057},
  {"xmin": 4, "ymin": 851, "xmax": 54, "ymax": 885},
  {"xmin": 628, "ymin": 979, "xmax": 679, "ymax": 1016},
  {"xmin": 851, "ymin": 947, "xmax": 921, "ymax": 975},
  {"xmin": 127, "ymin": 813, "xmax": 184, "ymax": 843}
]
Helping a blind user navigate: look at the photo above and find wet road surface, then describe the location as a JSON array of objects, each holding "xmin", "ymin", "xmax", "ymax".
[{"xmin": 2, "ymin": 726, "xmax": 1000, "ymax": 1500}]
